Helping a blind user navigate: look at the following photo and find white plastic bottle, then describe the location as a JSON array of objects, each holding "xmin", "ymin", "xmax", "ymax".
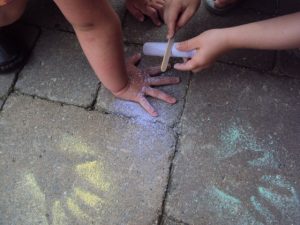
[{"xmin": 143, "ymin": 42, "xmax": 196, "ymax": 58}]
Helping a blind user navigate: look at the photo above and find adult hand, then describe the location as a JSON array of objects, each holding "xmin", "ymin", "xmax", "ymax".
[
  {"xmin": 125, "ymin": 0, "xmax": 165, "ymax": 26},
  {"xmin": 174, "ymin": 29, "xmax": 232, "ymax": 73},
  {"xmin": 113, "ymin": 53, "xmax": 180, "ymax": 116},
  {"xmin": 164, "ymin": 0, "xmax": 201, "ymax": 39}
]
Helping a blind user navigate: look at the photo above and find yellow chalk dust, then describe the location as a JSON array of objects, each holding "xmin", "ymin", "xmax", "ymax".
[
  {"xmin": 75, "ymin": 161, "xmax": 110, "ymax": 192},
  {"xmin": 59, "ymin": 135, "xmax": 95, "ymax": 156},
  {"xmin": 74, "ymin": 187, "xmax": 105, "ymax": 207},
  {"xmin": 52, "ymin": 200, "xmax": 68, "ymax": 225},
  {"xmin": 67, "ymin": 197, "xmax": 90, "ymax": 220}
]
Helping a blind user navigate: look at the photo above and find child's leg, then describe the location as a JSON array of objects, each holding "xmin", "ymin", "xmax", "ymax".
[{"xmin": 0, "ymin": 0, "xmax": 27, "ymax": 27}]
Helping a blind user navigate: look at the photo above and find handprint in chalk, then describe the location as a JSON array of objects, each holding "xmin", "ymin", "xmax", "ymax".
[
  {"xmin": 13, "ymin": 134, "xmax": 112, "ymax": 225},
  {"xmin": 205, "ymin": 123, "xmax": 300, "ymax": 225}
]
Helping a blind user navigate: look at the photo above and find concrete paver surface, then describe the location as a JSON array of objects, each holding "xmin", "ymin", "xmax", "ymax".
[{"xmin": 0, "ymin": 0, "xmax": 299, "ymax": 224}]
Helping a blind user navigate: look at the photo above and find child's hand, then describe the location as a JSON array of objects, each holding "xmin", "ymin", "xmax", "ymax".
[
  {"xmin": 113, "ymin": 53, "xmax": 180, "ymax": 117},
  {"xmin": 164, "ymin": 0, "xmax": 201, "ymax": 39},
  {"xmin": 125, "ymin": 0, "xmax": 165, "ymax": 26},
  {"xmin": 174, "ymin": 29, "xmax": 231, "ymax": 73}
]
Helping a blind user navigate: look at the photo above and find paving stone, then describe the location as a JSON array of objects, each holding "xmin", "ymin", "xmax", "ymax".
[
  {"xmin": 275, "ymin": 49, "xmax": 300, "ymax": 79},
  {"xmin": 0, "ymin": 74, "xmax": 15, "ymax": 107},
  {"xmin": 16, "ymin": 29, "xmax": 99, "ymax": 107},
  {"xmin": 24, "ymin": 0, "xmax": 126, "ymax": 32},
  {"xmin": 165, "ymin": 63, "xmax": 300, "ymax": 225},
  {"xmin": 0, "ymin": 94, "xmax": 176, "ymax": 225},
  {"xmin": 124, "ymin": 4, "xmax": 275, "ymax": 71},
  {"xmin": 96, "ymin": 44, "xmax": 190, "ymax": 127},
  {"xmin": 162, "ymin": 216, "xmax": 188, "ymax": 225}
]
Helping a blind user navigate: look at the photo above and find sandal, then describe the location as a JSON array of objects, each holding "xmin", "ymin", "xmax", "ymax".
[
  {"xmin": 204, "ymin": 0, "xmax": 242, "ymax": 16},
  {"xmin": 0, "ymin": 32, "xmax": 26, "ymax": 74}
]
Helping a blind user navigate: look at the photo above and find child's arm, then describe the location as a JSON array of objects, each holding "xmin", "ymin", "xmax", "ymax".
[
  {"xmin": 54, "ymin": 0, "xmax": 179, "ymax": 116},
  {"xmin": 164, "ymin": 0, "xmax": 201, "ymax": 39},
  {"xmin": 174, "ymin": 12, "xmax": 300, "ymax": 72}
]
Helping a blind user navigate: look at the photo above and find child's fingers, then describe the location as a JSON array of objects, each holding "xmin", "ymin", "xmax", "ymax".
[
  {"xmin": 145, "ymin": 87, "xmax": 177, "ymax": 104},
  {"xmin": 154, "ymin": 0, "xmax": 165, "ymax": 6},
  {"xmin": 147, "ymin": 76, "xmax": 180, "ymax": 86},
  {"xmin": 138, "ymin": 96, "xmax": 158, "ymax": 117},
  {"xmin": 164, "ymin": 5, "xmax": 180, "ymax": 39},
  {"xmin": 127, "ymin": 4, "xmax": 144, "ymax": 22},
  {"xmin": 150, "ymin": 0, "xmax": 165, "ymax": 10},
  {"xmin": 127, "ymin": 53, "xmax": 142, "ymax": 65},
  {"xmin": 144, "ymin": 66, "xmax": 161, "ymax": 76},
  {"xmin": 174, "ymin": 59, "xmax": 198, "ymax": 71},
  {"xmin": 177, "ymin": 8, "xmax": 194, "ymax": 29},
  {"xmin": 176, "ymin": 37, "xmax": 199, "ymax": 51},
  {"xmin": 146, "ymin": 6, "xmax": 162, "ymax": 26}
]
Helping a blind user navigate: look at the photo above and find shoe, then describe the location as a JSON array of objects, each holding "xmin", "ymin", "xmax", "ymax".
[
  {"xmin": 0, "ymin": 31, "xmax": 26, "ymax": 74},
  {"xmin": 204, "ymin": 0, "xmax": 241, "ymax": 16}
]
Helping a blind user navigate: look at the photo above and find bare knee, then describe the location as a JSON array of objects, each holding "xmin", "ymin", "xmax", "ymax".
[{"xmin": 0, "ymin": 0, "xmax": 27, "ymax": 27}]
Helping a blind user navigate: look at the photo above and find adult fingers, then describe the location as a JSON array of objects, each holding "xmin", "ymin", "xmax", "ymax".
[
  {"xmin": 147, "ymin": 76, "xmax": 180, "ymax": 86},
  {"xmin": 127, "ymin": 53, "xmax": 142, "ymax": 65},
  {"xmin": 145, "ymin": 87, "xmax": 177, "ymax": 104},
  {"xmin": 138, "ymin": 96, "xmax": 158, "ymax": 117}
]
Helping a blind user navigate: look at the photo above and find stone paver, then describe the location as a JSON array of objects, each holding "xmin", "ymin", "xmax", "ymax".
[
  {"xmin": 164, "ymin": 63, "xmax": 300, "ymax": 225},
  {"xmin": 1, "ymin": 1, "xmax": 300, "ymax": 225},
  {"xmin": 0, "ymin": 94, "xmax": 175, "ymax": 225},
  {"xmin": 124, "ymin": 3, "xmax": 275, "ymax": 71},
  {"xmin": 16, "ymin": 29, "xmax": 99, "ymax": 107},
  {"xmin": 24, "ymin": 0, "xmax": 126, "ymax": 32},
  {"xmin": 0, "ymin": 74, "xmax": 15, "ymax": 107},
  {"xmin": 96, "ymin": 45, "xmax": 190, "ymax": 127},
  {"xmin": 162, "ymin": 216, "xmax": 187, "ymax": 225}
]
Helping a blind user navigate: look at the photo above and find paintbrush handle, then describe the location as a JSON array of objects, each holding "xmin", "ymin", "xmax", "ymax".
[{"xmin": 143, "ymin": 42, "xmax": 196, "ymax": 58}]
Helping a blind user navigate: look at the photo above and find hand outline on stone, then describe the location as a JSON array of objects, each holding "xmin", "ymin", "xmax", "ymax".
[{"xmin": 114, "ymin": 53, "xmax": 180, "ymax": 117}]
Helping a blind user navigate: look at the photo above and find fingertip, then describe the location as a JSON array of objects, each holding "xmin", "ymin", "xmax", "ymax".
[
  {"xmin": 135, "ymin": 53, "xmax": 142, "ymax": 59},
  {"xmin": 170, "ymin": 97, "xmax": 177, "ymax": 104},
  {"xmin": 151, "ymin": 111, "xmax": 159, "ymax": 117},
  {"xmin": 167, "ymin": 25, "xmax": 175, "ymax": 39},
  {"xmin": 156, "ymin": 20, "xmax": 162, "ymax": 26},
  {"xmin": 174, "ymin": 63, "xmax": 181, "ymax": 70}
]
